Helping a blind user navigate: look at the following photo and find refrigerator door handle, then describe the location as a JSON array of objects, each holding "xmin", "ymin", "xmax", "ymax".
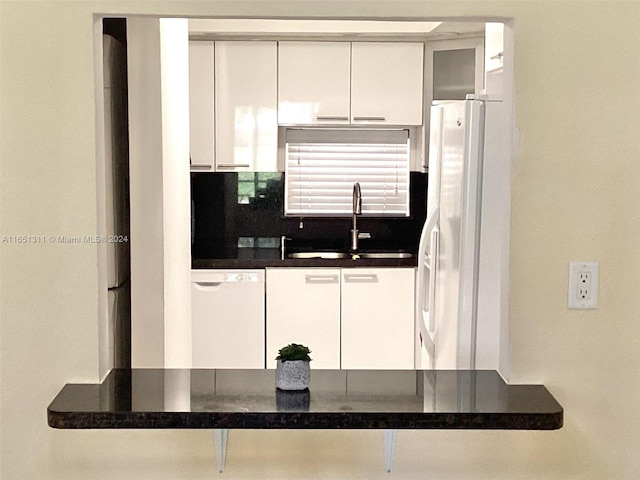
[
  {"xmin": 417, "ymin": 207, "xmax": 438, "ymax": 285},
  {"xmin": 421, "ymin": 326, "xmax": 435, "ymax": 369},
  {"xmin": 427, "ymin": 228, "xmax": 439, "ymax": 334},
  {"xmin": 416, "ymin": 206, "xmax": 439, "ymax": 368}
]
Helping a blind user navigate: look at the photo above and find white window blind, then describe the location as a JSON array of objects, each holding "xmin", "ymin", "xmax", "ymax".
[{"xmin": 285, "ymin": 129, "xmax": 410, "ymax": 217}]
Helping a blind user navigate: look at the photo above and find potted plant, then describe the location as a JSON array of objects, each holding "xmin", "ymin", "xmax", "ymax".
[{"xmin": 275, "ymin": 343, "xmax": 312, "ymax": 391}]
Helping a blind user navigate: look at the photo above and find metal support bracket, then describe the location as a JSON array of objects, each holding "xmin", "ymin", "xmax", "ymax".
[
  {"xmin": 383, "ymin": 429, "xmax": 398, "ymax": 473},
  {"xmin": 214, "ymin": 429, "xmax": 228, "ymax": 473},
  {"xmin": 213, "ymin": 429, "xmax": 396, "ymax": 473}
]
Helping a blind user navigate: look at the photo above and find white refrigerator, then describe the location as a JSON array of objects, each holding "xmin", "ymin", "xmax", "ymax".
[
  {"xmin": 103, "ymin": 34, "xmax": 131, "ymax": 368},
  {"xmin": 416, "ymin": 96, "xmax": 502, "ymax": 370}
]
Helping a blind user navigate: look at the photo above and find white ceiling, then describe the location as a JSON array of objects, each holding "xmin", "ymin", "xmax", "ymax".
[
  {"xmin": 188, "ymin": 19, "xmax": 486, "ymax": 40},
  {"xmin": 428, "ymin": 21, "xmax": 486, "ymax": 39}
]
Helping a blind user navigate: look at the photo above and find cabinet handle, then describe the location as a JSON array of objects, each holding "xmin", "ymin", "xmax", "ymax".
[
  {"xmin": 352, "ymin": 116, "xmax": 386, "ymax": 122},
  {"xmin": 305, "ymin": 274, "xmax": 339, "ymax": 284},
  {"xmin": 343, "ymin": 273, "xmax": 378, "ymax": 283},
  {"xmin": 316, "ymin": 115, "xmax": 349, "ymax": 121},
  {"xmin": 217, "ymin": 164, "xmax": 251, "ymax": 168}
]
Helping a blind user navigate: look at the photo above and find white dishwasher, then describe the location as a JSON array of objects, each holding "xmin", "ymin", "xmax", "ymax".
[{"xmin": 191, "ymin": 270, "xmax": 265, "ymax": 368}]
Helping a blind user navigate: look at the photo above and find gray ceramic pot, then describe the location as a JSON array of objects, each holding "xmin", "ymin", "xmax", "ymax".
[{"xmin": 276, "ymin": 359, "xmax": 310, "ymax": 391}]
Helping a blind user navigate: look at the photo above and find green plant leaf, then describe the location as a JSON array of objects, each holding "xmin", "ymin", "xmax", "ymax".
[{"xmin": 275, "ymin": 343, "xmax": 312, "ymax": 362}]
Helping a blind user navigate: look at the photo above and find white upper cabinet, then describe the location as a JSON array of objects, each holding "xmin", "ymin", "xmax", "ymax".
[
  {"xmin": 215, "ymin": 41, "xmax": 278, "ymax": 171},
  {"xmin": 350, "ymin": 42, "xmax": 424, "ymax": 126},
  {"xmin": 424, "ymin": 37, "xmax": 484, "ymax": 105},
  {"xmin": 277, "ymin": 42, "xmax": 424, "ymax": 126},
  {"xmin": 278, "ymin": 42, "xmax": 351, "ymax": 125},
  {"xmin": 189, "ymin": 41, "xmax": 215, "ymax": 168}
]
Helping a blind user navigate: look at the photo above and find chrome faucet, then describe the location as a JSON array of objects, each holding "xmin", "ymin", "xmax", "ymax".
[
  {"xmin": 350, "ymin": 182, "xmax": 362, "ymax": 252},
  {"xmin": 280, "ymin": 235, "xmax": 291, "ymax": 260}
]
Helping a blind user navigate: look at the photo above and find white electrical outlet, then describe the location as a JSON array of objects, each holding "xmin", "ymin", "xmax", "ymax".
[{"xmin": 568, "ymin": 261, "xmax": 599, "ymax": 309}]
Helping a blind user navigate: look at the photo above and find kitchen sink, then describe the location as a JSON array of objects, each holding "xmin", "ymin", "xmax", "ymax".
[
  {"xmin": 358, "ymin": 252, "xmax": 415, "ymax": 259},
  {"xmin": 287, "ymin": 250, "xmax": 414, "ymax": 260},
  {"xmin": 288, "ymin": 251, "xmax": 350, "ymax": 259}
]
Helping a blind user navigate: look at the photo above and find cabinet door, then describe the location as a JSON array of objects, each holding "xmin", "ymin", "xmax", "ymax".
[
  {"xmin": 278, "ymin": 42, "xmax": 351, "ymax": 125},
  {"xmin": 215, "ymin": 41, "xmax": 278, "ymax": 171},
  {"xmin": 351, "ymin": 42, "xmax": 424, "ymax": 126},
  {"xmin": 422, "ymin": 37, "xmax": 484, "ymax": 172},
  {"xmin": 189, "ymin": 41, "xmax": 215, "ymax": 168},
  {"xmin": 425, "ymin": 37, "xmax": 484, "ymax": 103},
  {"xmin": 341, "ymin": 268, "xmax": 415, "ymax": 369},
  {"xmin": 266, "ymin": 268, "xmax": 341, "ymax": 369}
]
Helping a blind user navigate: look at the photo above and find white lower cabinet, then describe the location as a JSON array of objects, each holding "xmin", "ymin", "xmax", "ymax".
[
  {"xmin": 191, "ymin": 270, "xmax": 265, "ymax": 368},
  {"xmin": 341, "ymin": 268, "xmax": 415, "ymax": 369},
  {"xmin": 266, "ymin": 268, "xmax": 341, "ymax": 369},
  {"xmin": 266, "ymin": 267, "xmax": 415, "ymax": 370}
]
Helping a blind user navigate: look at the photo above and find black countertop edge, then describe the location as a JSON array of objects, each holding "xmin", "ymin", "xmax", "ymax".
[
  {"xmin": 48, "ymin": 411, "xmax": 563, "ymax": 431},
  {"xmin": 192, "ymin": 257, "xmax": 417, "ymax": 269}
]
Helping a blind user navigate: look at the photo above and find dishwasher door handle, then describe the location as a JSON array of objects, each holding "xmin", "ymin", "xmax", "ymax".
[{"xmin": 193, "ymin": 281, "xmax": 224, "ymax": 289}]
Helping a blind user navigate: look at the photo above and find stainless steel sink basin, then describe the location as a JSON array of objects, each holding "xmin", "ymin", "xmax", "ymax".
[
  {"xmin": 358, "ymin": 252, "xmax": 415, "ymax": 259},
  {"xmin": 288, "ymin": 251, "xmax": 349, "ymax": 259},
  {"xmin": 288, "ymin": 250, "xmax": 414, "ymax": 260}
]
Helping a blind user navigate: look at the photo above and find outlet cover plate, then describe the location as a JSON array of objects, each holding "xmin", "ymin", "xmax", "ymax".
[{"xmin": 568, "ymin": 261, "xmax": 599, "ymax": 309}]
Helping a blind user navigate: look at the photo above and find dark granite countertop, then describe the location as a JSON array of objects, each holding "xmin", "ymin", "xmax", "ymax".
[
  {"xmin": 48, "ymin": 369, "xmax": 562, "ymax": 430},
  {"xmin": 192, "ymin": 247, "xmax": 417, "ymax": 269},
  {"xmin": 192, "ymin": 257, "xmax": 417, "ymax": 269}
]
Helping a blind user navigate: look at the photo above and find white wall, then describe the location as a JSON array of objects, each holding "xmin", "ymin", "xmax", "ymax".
[
  {"xmin": 158, "ymin": 18, "xmax": 192, "ymax": 368},
  {"xmin": 1, "ymin": 1, "xmax": 640, "ymax": 479},
  {"xmin": 127, "ymin": 16, "xmax": 166, "ymax": 367},
  {"xmin": 94, "ymin": 21, "xmax": 111, "ymax": 379},
  {"xmin": 127, "ymin": 17, "xmax": 192, "ymax": 368}
]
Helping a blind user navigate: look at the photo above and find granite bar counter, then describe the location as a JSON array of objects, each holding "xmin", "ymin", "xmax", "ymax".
[
  {"xmin": 48, "ymin": 369, "xmax": 562, "ymax": 430},
  {"xmin": 48, "ymin": 369, "xmax": 562, "ymax": 472}
]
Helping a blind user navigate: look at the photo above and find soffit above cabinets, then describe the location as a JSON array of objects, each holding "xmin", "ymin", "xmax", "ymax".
[{"xmin": 188, "ymin": 19, "xmax": 485, "ymax": 41}]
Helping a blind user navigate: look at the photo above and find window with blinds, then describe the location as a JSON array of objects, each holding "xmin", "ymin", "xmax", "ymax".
[{"xmin": 284, "ymin": 129, "xmax": 410, "ymax": 217}]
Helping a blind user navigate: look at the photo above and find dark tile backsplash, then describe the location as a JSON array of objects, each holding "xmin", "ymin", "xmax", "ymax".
[{"xmin": 191, "ymin": 172, "xmax": 427, "ymax": 260}]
